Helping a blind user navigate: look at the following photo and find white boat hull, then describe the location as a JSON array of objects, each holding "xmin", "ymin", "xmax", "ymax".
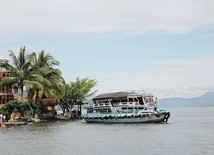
[{"xmin": 84, "ymin": 112, "xmax": 170, "ymax": 123}]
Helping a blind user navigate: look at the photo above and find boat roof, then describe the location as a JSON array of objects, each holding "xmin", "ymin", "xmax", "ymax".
[
  {"xmin": 92, "ymin": 91, "xmax": 149, "ymax": 100},
  {"xmin": 93, "ymin": 91, "xmax": 129, "ymax": 100}
]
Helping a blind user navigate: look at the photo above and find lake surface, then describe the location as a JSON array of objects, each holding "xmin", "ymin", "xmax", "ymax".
[{"xmin": 0, "ymin": 107, "xmax": 214, "ymax": 155}]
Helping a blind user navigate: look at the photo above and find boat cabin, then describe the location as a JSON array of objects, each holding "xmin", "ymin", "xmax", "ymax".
[{"xmin": 87, "ymin": 92, "xmax": 156, "ymax": 113}]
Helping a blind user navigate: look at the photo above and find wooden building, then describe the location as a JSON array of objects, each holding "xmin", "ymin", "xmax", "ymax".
[
  {"xmin": 0, "ymin": 59, "xmax": 58, "ymax": 118},
  {"xmin": 42, "ymin": 98, "xmax": 57, "ymax": 117},
  {"xmin": 0, "ymin": 59, "xmax": 14, "ymax": 109}
]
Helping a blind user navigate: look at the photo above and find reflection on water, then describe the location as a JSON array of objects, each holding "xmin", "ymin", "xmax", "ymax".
[{"xmin": 0, "ymin": 107, "xmax": 214, "ymax": 155}]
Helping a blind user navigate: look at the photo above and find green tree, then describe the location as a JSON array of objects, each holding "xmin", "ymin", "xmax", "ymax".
[
  {"xmin": 0, "ymin": 48, "xmax": 65, "ymax": 118},
  {"xmin": 64, "ymin": 77, "xmax": 97, "ymax": 109},
  {"xmin": 27, "ymin": 51, "xmax": 65, "ymax": 118},
  {"xmin": 1, "ymin": 100, "xmax": 37, "ymax": 120},
  {"xmin": 0, "ymin": 47, "xmax": 42, "ymax": 101},
  {"xmin": 27, "ymin": 50, "xmax": 65, "ymax": 102}
]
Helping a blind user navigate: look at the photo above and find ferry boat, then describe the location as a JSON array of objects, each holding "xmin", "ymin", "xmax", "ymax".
[{"xmin": 82, "ymin": 91, "xmax": 170, "ymax": 123}]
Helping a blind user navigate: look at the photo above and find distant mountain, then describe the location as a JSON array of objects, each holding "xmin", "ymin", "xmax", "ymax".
[
  {"xmin": 198, "ymin": 92, "xmax": 214, "ymax": 98},
  {"xmin": 158, "ymin": 92, "xmax": 214, "ymax": 108}
]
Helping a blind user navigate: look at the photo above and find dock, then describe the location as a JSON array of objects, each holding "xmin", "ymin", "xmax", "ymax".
[{"xmin": 3, "ymin": 122, "xmax": 28, "ymax": 127}]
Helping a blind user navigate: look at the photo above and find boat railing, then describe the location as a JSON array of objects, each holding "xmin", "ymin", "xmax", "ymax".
[{"xmin": 110, "ymin": 107, "xmax": 122, "ymax": 117}]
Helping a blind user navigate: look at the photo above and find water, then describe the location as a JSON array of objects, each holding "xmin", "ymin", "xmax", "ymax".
[{"xmin": 0, "ymin": 107, "xmax": 214, "ymax": 155}]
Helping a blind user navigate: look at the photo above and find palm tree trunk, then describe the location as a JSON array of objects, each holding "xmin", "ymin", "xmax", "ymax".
[
  {"xmin": 35, "ymin": 89, "xmax": 39, "ymax": 105},
  {"xmin": 21, "ymin": 86, "xmax": 24, "ymax": 102},
  {"xmin": 36, "ymin": 89, "xmax": 40, "ymax": 116}
]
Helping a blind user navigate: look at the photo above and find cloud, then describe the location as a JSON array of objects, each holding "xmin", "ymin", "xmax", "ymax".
[
  {"xmin": 0, "ymin": 0, "xmax": 214, "ymax": 36},
  {"xmin": 95, "ymin": 57, "xmax": 214, "ymax": 98},
  {"xmin": 139, "ymin": 57, "xmax": 214, "ymax": 87},
  {"xmin": 146, "ymin": 57, "xmax": 214, "ymax": 97},
  {"xmin": 147, "ymin": 85, "xmax": 214, "ymax": 99}
]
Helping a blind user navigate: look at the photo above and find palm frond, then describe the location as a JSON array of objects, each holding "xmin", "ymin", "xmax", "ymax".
[
  {"xmin": 8, "ymin": 50, "xmax": 20, "ymax": 68},
  {"xmin": 0, "ymin": 77, "xmax": 18, "ymax": 86}
]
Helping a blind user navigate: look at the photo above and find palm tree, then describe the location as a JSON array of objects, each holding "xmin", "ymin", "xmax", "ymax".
[
  {"xmin": 0, "ymin": 47, "xmax": 42, "ymax": 101},
  {"xmin": 0, "ymin": 48, "xmax": 65, "ymax": 118},
  {"xmin": 64, "ymin": 77, "xmax": 97, "ymax": 108},
  {"xmin": 27, "ymin": 51, "xmax": 65, "ymax": 105}
]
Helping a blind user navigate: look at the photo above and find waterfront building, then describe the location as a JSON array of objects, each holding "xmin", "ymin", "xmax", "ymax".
[
  {"xmin": 0, "ymin": 59, "xmax": 58, "ymax": 118},
  {"xmin": 0, "ymin": 59, "xmax": 26, "ymax": 109},
  {"xmin": 0, "ymin": 59, "xmax": 14, "ymax": 109},
  {"xmin": 42, "ymin": 98, "xmax": 57, "ymax": 118}
]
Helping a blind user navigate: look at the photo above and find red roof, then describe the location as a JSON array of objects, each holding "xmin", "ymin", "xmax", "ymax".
[{"xmin": 42, "ymin": 98, "xmax": 57, "ymax": 106}]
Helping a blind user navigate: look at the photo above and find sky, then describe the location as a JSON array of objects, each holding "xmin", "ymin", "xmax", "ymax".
[{"xmin": 1, "ymin": 0, "xmax": 214, "ymax": 99}]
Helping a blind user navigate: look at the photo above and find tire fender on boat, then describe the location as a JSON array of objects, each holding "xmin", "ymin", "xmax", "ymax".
[
  {"xmin": 146, "ymin": 113, "xmax": 151, "ymax": 118},
  {"xmin": 156, "ymin": 113, "xmax": 161, "ymax": 118},
  {"xmin": 163, "ymin": 113, "xmax": 170, "ymax": 122}
]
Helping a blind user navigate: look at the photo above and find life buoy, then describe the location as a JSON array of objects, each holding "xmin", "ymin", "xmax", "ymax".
[
  {"xmin": 164, "ymin": 113, "xmax": 170, "ymax": 119},
  {"xmin": 163, "ymin": 113, "xmax": 170, "ymax": 122}
]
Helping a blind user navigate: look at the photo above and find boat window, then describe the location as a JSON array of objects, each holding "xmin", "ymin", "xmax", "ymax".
[
  {"xmin": 137, "ymin": 97, "xmax": 144, "ymax": 105},
  {"xmin": 145, "ymin": 98, "xmax": 149, "ymax": 102},
  {"xmin": 121, "ymin": 99, "xmax": 127, "ymax": 102},
  {"xmin": 87, "ymin": 108, "xmax": 93, "ymax": 113},
  {"xmin": 128, "ymin": 98, "xmax": 133, "ymax": 102},
  {"xmin": 113, "ymin": 99, "xmax": 120, "ymax": 102},
  {"xmin": 138, "ymin": 107, "xmax": 144, "ymax": 109},
  {"xmin": 134, "ymin": 98, "xmax": 138, "ymax": 102}
]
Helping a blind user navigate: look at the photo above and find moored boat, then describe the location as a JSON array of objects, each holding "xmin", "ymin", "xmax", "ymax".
[{"xmin": 82, "ymin": 91, "xmax": 170, "ymax": 123}]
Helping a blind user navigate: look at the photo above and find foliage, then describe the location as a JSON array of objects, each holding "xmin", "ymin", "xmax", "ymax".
[
  {"xmin": 0, "ymin": 47, "xmax": 65, "ymax": 102},
  {"xmin": 27, "ymin": 50, "xmax": 65, "ymax": 102},
  {"xmin": 1, "ymin": 100, "xmax": 38, "ymax": 118},
  {"xmin": 64, "ymin": 77, "xmax": 97, "ymax": 107},
  {"xmin": 0, "ymin": 47, "xmax": 41, "ymax": 100},
  {"xmin": 0, "ymin": 46, "xmax": 98, "ymax": 118}
]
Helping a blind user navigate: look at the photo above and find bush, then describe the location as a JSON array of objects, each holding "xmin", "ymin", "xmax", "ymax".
[{"xmin": 1, "ymin": 100, "xmax": 38, "ymax": 119}]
